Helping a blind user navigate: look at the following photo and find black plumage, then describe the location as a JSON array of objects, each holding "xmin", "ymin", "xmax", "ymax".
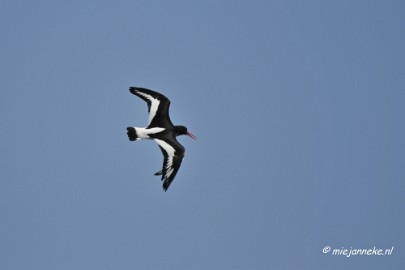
[{"xmin": 127, "ymin": 87, "xmax": 196, "ymax": 191}]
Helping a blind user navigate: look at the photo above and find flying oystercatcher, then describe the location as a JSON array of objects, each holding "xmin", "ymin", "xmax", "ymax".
[{"xmin": 126, "ymin": 87, "xmax": 196, "ymax": 191}]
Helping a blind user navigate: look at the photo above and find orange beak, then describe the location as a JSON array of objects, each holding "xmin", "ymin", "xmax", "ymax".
[{"xmin": 187, "ymin": 131, "xmax": 197, "ymax": 140}]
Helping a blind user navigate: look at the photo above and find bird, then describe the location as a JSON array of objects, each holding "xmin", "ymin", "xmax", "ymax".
[{"xmin": 126, "ymin": 86, "xmax": 196, "ymax": 191}]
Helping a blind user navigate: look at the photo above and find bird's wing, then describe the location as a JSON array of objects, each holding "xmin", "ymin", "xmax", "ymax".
[
  {"xmin": 129, "ymin": 87, "xmax": 174, "ymax": 129},
  {"xmin": 154, "ymin": 138, "xmax": 185, "ymax": 191}
]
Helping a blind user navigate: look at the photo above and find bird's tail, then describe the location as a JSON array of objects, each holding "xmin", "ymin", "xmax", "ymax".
[{"xmin": 126, "ymin": 127, "xmax": 139, "ymax": 141}]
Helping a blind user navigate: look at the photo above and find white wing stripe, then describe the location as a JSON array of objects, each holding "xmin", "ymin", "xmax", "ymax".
[
  {"xmin": 154, "ymin": 139, "xmax": 176, "ymax": 179},
  {"xmin": 154, "ymin": 139, "xmax": 175, "ymax": 156},
  {"xmin": 166, "ymin": 156, "xmax": 174, "ymax": 178},
  {"xmin": 136, "ymin": 91, "xmax": 160, "ymax": 124}
]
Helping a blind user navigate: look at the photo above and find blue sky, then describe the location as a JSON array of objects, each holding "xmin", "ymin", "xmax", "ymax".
[{"xmin": 1, "ymin": 0, "xmax": 404, "ymax": 269}]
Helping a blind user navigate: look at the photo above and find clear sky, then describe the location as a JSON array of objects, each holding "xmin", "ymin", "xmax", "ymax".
[{"xmin": 1, "ymin": 1, "xmax": 404, "ymax": 269}]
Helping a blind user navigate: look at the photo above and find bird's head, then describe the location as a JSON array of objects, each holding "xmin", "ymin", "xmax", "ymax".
[{"xmin": 175, "ymin": 126, "xmax": 197, "ymax": 140}]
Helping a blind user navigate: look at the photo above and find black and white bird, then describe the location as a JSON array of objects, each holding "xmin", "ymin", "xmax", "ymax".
[{"xmin": 126, "ymin": 86, "xmax": 196, "ymax": 191}]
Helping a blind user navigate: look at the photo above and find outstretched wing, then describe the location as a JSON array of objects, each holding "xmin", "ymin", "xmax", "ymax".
[
  {"xmin": 154, "ymin": 137, "xmax": 185, "ymax": 191},
  {"xmin": 129, "ymin": 87, "xmax": 174, "ymax": 129}
]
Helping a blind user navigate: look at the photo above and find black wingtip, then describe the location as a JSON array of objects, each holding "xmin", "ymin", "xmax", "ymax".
[
  {"xmin": 129, "ymin": 87, "xmax": 137, "ymax": 95},
  {"xmin": 154, "ymin": 170, "xmax": 163, "ymax": 176},
  {"xmin": 162, "ymin": 178, "xmax": 173, "ymax": 192}
]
